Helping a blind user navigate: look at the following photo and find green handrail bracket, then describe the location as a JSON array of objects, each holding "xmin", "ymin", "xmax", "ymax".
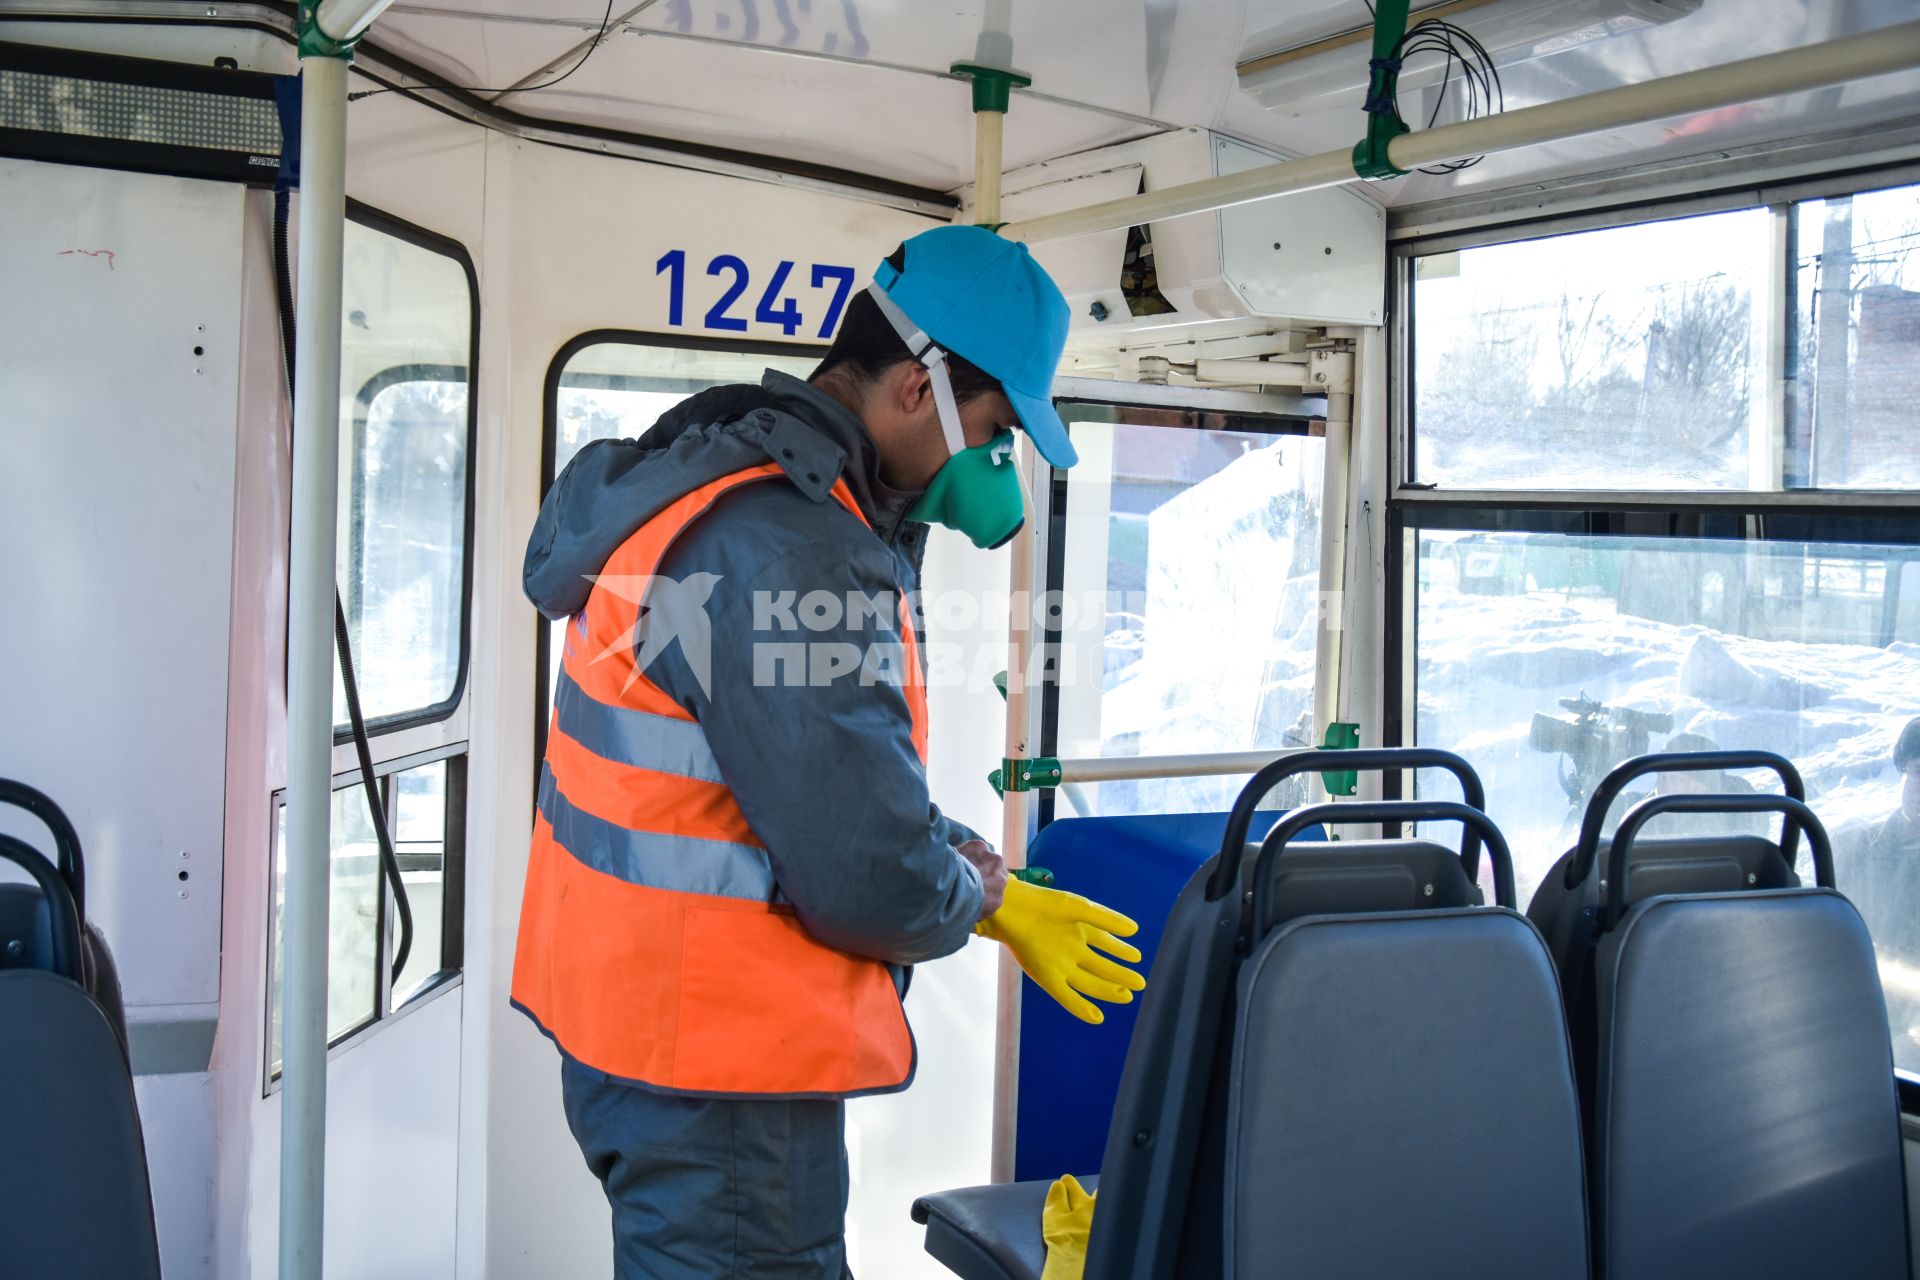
[
  {"xmin": 1350, "ymin": 0, "xmax": 1411, "ymax": 180},
  {"xmin": 296, "ymin": 1, "xmax": 362, "ymax": 58},
  {"xmin": 1320, "ymin": 721, "xmax": 1362, "ymax": 796},
  {"xmin": 992, "ymin": 756, "xmax": 1063, "ymax": 797},
  {"xmin": 950, "ymin": 62, "xmax": 1033, "ymax": 115}
]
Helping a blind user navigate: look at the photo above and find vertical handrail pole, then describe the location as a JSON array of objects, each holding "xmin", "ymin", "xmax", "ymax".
[
  {"xmin": 1311, "ymin": 387, "xmax": 1354, "ymax": 799},
  {"xmin": 991, "ymin": 441, "xmax": 1046, "ymax": 1184},
  {"xmin": 280, "ymin": 41, "xmax": 350, "ymax": 1280},
  {"xmin": 951, "ymin": 12, "xmax": 1036, "ymax": 1186},
  {"xmin": 982, "ymin": 88, "xmax": 1019, "ymax": 1191}
]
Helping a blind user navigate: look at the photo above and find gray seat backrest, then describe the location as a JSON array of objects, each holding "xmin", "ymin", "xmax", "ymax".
[
  {"xmin": 1228, "ymin": 907, "xmax": 1590, "ymax": 1280},
  {"xmin": 0, "ymin": 968, "xmax": 162, "ymax": 1280},
  {"xmin": 1594, "ymin": 889, "xmax": 1909, "ymax": 1280}
]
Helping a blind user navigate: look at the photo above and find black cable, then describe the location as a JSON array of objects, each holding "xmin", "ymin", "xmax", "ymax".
[
  {"xmin": 1386, "ymin": 14, "xmax": 1505, "ymax": 175},
  {"xmin": 347, "ymin": 0, "xmax": 616, "ymax": 102},
  {"xmin": 271, "ymin": 186, "xmax": 416, "ymax": 987}
]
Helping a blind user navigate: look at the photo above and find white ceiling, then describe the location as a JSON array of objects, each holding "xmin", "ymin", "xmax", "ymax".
[
  {"xmin": 357, "ymin": 0, "xmax": 1920, "ymax": 207},
  {"xmin": 16, "ymin": 0, "xmax": 1918, "ymax": 208}
]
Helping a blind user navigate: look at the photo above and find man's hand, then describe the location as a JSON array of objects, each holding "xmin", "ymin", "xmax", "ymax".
[{"xmin": 957, "ymin": 839, "xmax": 1007, "ymax": 921}]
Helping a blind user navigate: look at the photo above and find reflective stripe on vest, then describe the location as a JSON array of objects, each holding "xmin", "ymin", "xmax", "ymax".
[{"xmin": 511, "ymin": 463, "xmax": 929, "ymax": 1097}]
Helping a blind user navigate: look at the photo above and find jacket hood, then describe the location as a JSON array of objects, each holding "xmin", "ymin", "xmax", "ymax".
[{"xmin": 523, "ymin": 372, "xmax": 918, "ymax": 620}]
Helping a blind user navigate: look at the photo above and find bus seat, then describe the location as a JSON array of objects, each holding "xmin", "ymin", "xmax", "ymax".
[
  {"xmin": 1527, "ymin": 753, "xmax": 1811, "ymax": 1125},
  {"xmin": 1572, "ymin": 791, "xmax": 1908, "ymax": 1279},
  {"xmin": 1594, "ymin": 889, "xmax": 1907, "ymax": 1278},
  {"xmin": 0, "ymin": 779, "xmax": 130, "ymax": 1060},
  {"xmin": 1227, "ymin": 905, "xmax": 1587, "ymax": 1278},
  {"xmin": 0, "ymin": 827, "xmax": 161, "ymax": 1279},
  {"xmin": 0, "ymin": 886, "xmax": 131, "ymax": 1060},
  {"xmin": 915, "ymin": 1177, "xmax": 1096, "ymax": 1280},
  {"xmin": 915, "ymin": 750, "xmax": 1589, "ymax": 1280}
]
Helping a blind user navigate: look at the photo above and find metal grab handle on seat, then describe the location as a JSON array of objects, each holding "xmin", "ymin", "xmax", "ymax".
[
  {"xmin": 1207, "ymin": 748, "xmax": 1486, "ymax": 901},
  {"xmin": 0, "ymin": 779, "xmax": 86, "ymax": 923},
  {"xmin": 0, "ymin": 834, "xmax": 83, "ymax": 983},
  {"xmin": 1251, "ymin": 800, "xmax": 1518, "ymax": 914},
  {"xmin": 1600, "ymin": 793, "xmax": 1834, "ymax": 931},
  {"xmin": 1565, "ymin": 751, "xmax": 1804, "ymax": 890}
]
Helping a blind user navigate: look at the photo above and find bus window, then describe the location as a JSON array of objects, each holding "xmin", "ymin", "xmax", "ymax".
[
  {"xmin": 266, "ymin": 751, "xmax": 467, "ymax": 1085},
  {"xmin": 1403, "ymin": 176, "xmax": 1920, "ymax": 1071},
  {"xmin": 268, "ymin": 781, "xmax": 380, "ymax": 1079},
  {"xmin": 1792, "ymin": 183, "xmax": 1920, "ymax": 490},
  {"xmin": 1413, "ymin": 180, "xmax": 1920, "ymax": 496},
  {"xmin": 333, "ymin": 212, "xmax": 476, "ymax": 731},
  {"xmin": 1047, "ymin": 400, "xmax": 1324, "ymax": 816},
  {"xmin": 1413, "ymin": 206, "xmax": 1775, "ymax": 491}
]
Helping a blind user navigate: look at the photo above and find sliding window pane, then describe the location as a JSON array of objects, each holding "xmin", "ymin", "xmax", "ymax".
[
  {"xmin": 267, "ymin": 783, "xmax": 382, "ymax": 1077},
  {"xmin": 334, "ymin": 214, "xmax": 473, "ymax": 728},
  {"xmin": 1054, "ymin": 410, "xmax": 1323, "ymax": 815},
  {"xmin": 389, "ymin": 759, "xmax": 448, "ymax": 1006},
  {"xmin": 1790, "ymin": 182, "xmax": 1920, "ymax": 489},
  {"xmin": 1413, "ymin": 208, "xmax": 1772, "ymax": 490}
]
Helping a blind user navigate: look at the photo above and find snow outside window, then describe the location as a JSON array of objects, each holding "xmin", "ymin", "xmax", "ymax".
[
  {"xmin": 1052, "ymin": 410, "xmax": 1324, "ymax": 816},
  {"xmin": 1413, "ymin": 529, "xmax": 1920, "ymax": 1071}
]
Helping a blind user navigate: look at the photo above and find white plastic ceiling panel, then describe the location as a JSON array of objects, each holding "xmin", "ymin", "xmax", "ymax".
[
  {"xmin": 360, "ymin": 0, "xmax": 1920, "ymax": 209},
  {"xmin": 1228, "ymin": 0, "xmax": 1920, "ymax": 206}
]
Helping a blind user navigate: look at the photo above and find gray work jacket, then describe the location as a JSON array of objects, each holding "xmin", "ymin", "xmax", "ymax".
[{"xmin": 525, "ymin": 371, "xmax": 985, "ymax": 980}]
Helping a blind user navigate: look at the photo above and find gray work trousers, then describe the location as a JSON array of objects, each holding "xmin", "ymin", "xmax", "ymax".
[{"xmin": 560, "ymin": 1057, "xmax": 855, "ymax": 1279}]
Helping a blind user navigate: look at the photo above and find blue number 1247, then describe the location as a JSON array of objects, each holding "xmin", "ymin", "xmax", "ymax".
[{"xmin": 655, "ymin": 251, "xmax": 857, "ymax": 340}]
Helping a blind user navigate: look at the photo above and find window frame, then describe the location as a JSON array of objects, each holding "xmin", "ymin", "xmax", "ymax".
[
  {"xmin": 1385, "ymin": 164, "xmax": 1920, "ymax": 1088},
  {"xmin": 263, "ymin": 741, "xmax": 468, "ymax": 1095},
  {"xmin": 330, "ymin": 200, "xmax": 480, "ymax": 743},
  {"xmin": 1392, "ymin": 166, "xmax": 1920, "ymax": 503},
  {"xmin": 532, "ymin": 330, "xmax": 829, "ymax": 799},
  {"xmin": 1035, "ymin": 384, "xmax": 1328, "ymax": 829}
]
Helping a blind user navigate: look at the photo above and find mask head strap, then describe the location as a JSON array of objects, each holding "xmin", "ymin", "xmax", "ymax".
[{"xmin": 867, "ymin": 283, "xmax": 967, "ymax": 458}]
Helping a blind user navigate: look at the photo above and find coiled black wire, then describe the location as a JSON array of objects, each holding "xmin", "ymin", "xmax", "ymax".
[{"xmin": 1365, "ymin": 1, "xmax": 1506, "ymax": 174}]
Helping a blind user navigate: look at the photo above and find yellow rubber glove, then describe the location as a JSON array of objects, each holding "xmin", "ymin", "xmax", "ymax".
[
  {"xmin": 974, "ymin": 877, "xmax": 1145, "ymax": 1023},
  {"xmin": 1040, "ymin": 1174, "xmax": 1096, "ymax": 1280}
]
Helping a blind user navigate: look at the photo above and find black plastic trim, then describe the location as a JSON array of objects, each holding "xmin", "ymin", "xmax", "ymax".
[
  {"xmin": 0, "ymin": 36, "xmax": 274, "ymax": 96},
  {"xmin": 0, "ymin": 39, "xmax": 286, "ymax": 185}
]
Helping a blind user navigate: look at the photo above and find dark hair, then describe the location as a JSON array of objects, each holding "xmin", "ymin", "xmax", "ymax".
[
  {"xmin": 810, "ymin": 246, "xmax": 1003, "ymax": 402},
  {"xmin": 1896, "ymin": 717, "xmax": 1920, "ymax": 774}
]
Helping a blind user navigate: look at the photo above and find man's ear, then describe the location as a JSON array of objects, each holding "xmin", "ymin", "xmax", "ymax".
[{"xmin": 895, "ymin": 361, "xmax": 932, "ymax": 415}]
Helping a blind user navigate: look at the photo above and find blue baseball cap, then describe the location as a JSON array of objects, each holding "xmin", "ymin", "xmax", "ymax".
[{"xmin": 872, "ymin": 225, "xmax": 1077, "ymax": 468}]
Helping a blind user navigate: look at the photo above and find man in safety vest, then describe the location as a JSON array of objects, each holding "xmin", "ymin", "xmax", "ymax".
[{"xmin": 514, "ymin": 225, "xmax": 1144, "ymax": 1278}]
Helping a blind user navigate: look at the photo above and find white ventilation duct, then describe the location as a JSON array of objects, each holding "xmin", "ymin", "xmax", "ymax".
[{"xmin": 986, "ymin": 129, "xmax": 1387, "ymax": 340}]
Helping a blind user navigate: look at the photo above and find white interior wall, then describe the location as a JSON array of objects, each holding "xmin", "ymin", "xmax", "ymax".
[{"xmin": 0, "ymin": 156, "xmax": 249, "ymax": 1280}]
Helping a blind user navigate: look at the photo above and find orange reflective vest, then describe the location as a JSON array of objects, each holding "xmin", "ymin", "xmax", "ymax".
[{"xmin": 511, "ymin": 462, "xmax": 928, "ymax": 1097}]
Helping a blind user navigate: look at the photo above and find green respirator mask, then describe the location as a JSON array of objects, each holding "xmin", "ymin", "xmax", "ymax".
[
  {"xmin": 910, "ymin": 429, "xmax": 1024, "ymax": 550},
  {"xmin": 865, "ymin": 283, "xmax": 1027, "ymax": 550}
]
